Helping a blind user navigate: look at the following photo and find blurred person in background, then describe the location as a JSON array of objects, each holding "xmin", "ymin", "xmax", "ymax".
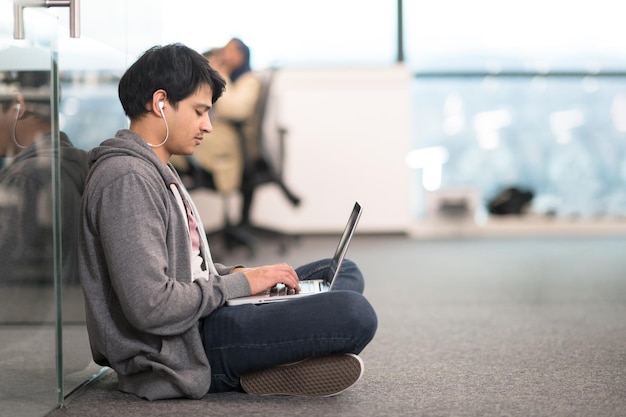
[{"xmin": 173, "ymin": 38, "xmax": 261, "ymax": 195}]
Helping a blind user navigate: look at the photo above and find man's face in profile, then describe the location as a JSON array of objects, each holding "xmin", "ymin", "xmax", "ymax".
[{"xmin": 0, "ymin": 70, "xmax": 52, "ymax": 157}]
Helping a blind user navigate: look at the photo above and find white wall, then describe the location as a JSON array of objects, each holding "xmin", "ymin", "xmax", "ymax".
[{"xmin": 194, "ymin": 65, "xmax": 414, "ymax": 234}]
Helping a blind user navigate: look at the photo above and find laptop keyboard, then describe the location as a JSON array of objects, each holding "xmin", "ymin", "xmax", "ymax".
[{"xmin": 269, "ymin": 280, "xmax": 322, "ymax": 297}]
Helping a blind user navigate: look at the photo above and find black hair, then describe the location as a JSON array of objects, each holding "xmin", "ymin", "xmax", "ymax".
[
  {"xmin": 118, "ymin": 43, "xmax": 226, "ymax": 120},
  {"xmin": 229, "ymin": 38, "xmax": 251, "ymax": 83}
]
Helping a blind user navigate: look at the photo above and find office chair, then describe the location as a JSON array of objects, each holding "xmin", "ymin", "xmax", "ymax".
[{"xmin": 232, "ymin": 67, "xmax": 301, "ymax": 255}]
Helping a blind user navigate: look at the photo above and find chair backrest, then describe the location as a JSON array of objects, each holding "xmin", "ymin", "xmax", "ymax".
[
  {"xmin": 240, "ymin": 68, "xmax": 277, "ymax": 166},
  {"xmin": 236, "ymin": 68, "xmax": 284, "ymax": 178},
  {"xmin": 252, "ymin": 68, "xmax": 275, "ymax": 139},
  {"xmin": 236, "ymin": 67, "xmax": 301, "ymax": 220}
]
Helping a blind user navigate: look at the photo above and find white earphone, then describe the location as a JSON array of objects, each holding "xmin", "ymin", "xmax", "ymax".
[
  {"xmin": 12, "ymin": 102, "xmax": 26, "ymax": 149},
  {"xmin": 148, "ymin": 101, "xmax": 169, "ymax": 148},
  {"xmin": 158, "ymin": 101, "xmax": 167, "ymax": 121}
]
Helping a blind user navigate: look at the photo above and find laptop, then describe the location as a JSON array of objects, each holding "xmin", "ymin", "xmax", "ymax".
[{"xmin": 226, "ymin": 201, "xmax": 363, "ymax": 306}]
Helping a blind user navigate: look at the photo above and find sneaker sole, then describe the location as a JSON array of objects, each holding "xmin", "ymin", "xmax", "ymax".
[{"xmin": 241, "ymin": 353, "xmax": 364, "ymax": 397}]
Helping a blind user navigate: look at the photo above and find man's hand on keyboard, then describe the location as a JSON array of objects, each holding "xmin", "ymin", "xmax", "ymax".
[
  {"xmin": 233, "ymin": 263, "xmax": 300, "ymax": 295},
  {"xmin": 269, "ymin": 284, "xmax": 298, "ymax": 296}
]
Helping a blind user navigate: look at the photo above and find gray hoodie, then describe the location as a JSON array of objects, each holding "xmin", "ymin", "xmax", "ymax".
[{"xmin": 78, "ymin": 129, "xmax": 250, "ymax": 400}]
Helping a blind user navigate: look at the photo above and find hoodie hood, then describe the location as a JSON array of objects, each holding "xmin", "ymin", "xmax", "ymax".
[{"xmin": 87, "ymin": 129, "xmax": 179, "ymax": 187}]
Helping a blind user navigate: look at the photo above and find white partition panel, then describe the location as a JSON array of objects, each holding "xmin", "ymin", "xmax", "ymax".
[{"xmin": 251, "ymin": 65, "xmax": 414, "ymax": 233}]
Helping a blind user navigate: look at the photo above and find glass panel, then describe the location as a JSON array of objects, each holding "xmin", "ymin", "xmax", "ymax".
[{"xmin": 0, "ymin": 2, "xmax": 60, "ymax": 416}]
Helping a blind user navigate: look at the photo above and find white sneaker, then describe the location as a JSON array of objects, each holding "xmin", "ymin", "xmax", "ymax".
[{"xmin": 240, "ymin": 353, "xmax": 364, "ymax": 397}]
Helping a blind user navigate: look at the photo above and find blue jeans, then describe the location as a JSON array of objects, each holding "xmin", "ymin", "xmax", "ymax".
[{"xmin": 201, "ymin": 258, "xmax": 378, "ymax": 393}]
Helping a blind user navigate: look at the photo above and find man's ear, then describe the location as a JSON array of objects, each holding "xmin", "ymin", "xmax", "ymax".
[{"xmin": 151, "ymin": 89, "xmax": 167, "ymax": 116}]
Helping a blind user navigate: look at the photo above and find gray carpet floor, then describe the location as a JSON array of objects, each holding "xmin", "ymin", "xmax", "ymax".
[{"xmin": 46, "ymin": 234, "xmax": 626, "ymax": 417}]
